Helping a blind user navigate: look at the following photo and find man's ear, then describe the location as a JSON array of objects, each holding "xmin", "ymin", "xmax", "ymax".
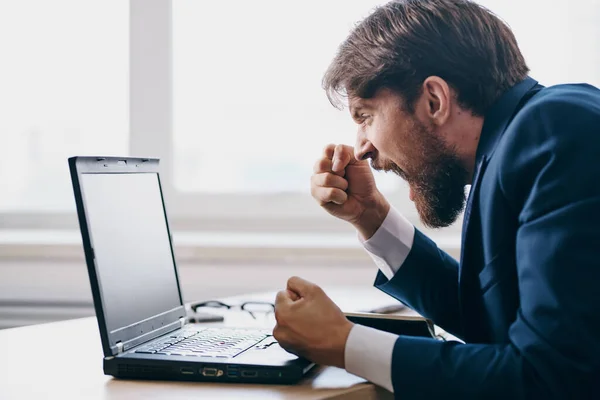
[{"xmin": 420, "ymin": 76, "xmax": 452, "ymax": 126}]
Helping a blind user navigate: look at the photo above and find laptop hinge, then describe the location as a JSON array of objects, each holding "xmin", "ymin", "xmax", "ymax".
[{"xmin": 108, "ymin": 314, "xmax": 186, "ymax": 355}]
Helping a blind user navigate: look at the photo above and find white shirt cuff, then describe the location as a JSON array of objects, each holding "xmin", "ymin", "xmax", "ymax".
[
  {"xmin": 344, "ymin": 323, "xmax": 398, "ymax": 393},
  {"xmin": 359, "ymin": 206, "xmax": 415, "ymax": 280}
]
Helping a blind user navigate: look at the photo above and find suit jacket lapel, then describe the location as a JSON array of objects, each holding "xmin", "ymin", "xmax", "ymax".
[
  {"xmin": 456, "ymin": 77, "xmax": 540, "ymax": 341},
  {"xmin": 459, "ymin": 76, "xmax": 539, "ymax": 278}
]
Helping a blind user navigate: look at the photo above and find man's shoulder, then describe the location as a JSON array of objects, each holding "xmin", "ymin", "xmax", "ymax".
[
  {"xmin": 497, "ymin": 81, "xmax": 600, "ymax": 157},
  {"xmin": 512, "ymin": 82, "xmax": 600, "ymax": 131},
  {"xmin": 492, "ymin": 81, "xmax": 600, "ymax": 207}
]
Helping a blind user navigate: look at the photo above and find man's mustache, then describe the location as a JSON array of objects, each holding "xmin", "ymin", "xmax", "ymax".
[{"xmin": 370, "ymin": 158, "xmax": 409, "ymax": 181}]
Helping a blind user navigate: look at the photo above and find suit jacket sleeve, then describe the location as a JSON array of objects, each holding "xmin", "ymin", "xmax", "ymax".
[
  {"xmin": 378, "ymin": 96, "xmax": 600, "ymax": 399},
  {"xmin": 374, "ymin": 230, "xmax": 464, "ymax": 338}
]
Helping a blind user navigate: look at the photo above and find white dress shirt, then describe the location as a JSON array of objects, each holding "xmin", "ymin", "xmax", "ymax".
[{"xmin": 344, "ymin": 206, "xmax": 415, "ymax": 393}]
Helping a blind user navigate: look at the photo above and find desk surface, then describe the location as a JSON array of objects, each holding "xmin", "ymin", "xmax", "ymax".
[{"xmin": 0, "ymin": 315, "xmax": 393, "ymax": 399}]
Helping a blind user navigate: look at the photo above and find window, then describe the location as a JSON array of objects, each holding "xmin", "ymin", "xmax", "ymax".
[
  {"xmin": 1, "ymin": 0, "xmax": 599, "ymax": 235},
  {"xmin": 167, "ymin": 0, "xmax": 600, "ymax": 234},
  {"xmin": 1, "ymin": 0, "xmax": 599, "ymax": 330},
  {"xmin": 169, "ymin": 0, "xmax": 409, "ymax": 233},
  {"xmin": 172, "ymin": 0, "xmax": 398, "ymax": 194},
  {"xmin": 0, "ymin": 1, "xmax": 129, "ymax": 213}
]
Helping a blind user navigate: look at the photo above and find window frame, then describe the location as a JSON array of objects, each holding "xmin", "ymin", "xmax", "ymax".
[
  {"xmin": 1, "ymin": 0, "xmax": 411, "ymax": 234},
  {"xmin": 139, "ymin": 0, "xmax": 410, "ymax": 233}
]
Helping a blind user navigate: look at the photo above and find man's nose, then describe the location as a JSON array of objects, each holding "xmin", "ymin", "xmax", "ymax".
[{"xmin": 354, "ymin": 131, "xmax": 376, "ymax": 161}]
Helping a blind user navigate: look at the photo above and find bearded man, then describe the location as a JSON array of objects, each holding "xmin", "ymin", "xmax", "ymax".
[{"xmin": 272, "ymin": 0, "xmax": 600, "ymax": 398}]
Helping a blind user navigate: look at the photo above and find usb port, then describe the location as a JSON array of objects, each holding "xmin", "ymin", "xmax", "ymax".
[
  {"xmin": 241, "ymin": 370, "xmax": 258, "ymax": 378},
  {"xmin": 180, "ymin": 368, "xmax": 194, "ymax": 375},
  {"xmin": 227, "ymin": 366, "xmax": 239, "ymax": 378}
]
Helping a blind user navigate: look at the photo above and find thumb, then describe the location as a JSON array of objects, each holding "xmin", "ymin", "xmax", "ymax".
[
  {"xmin": 332, "ymin": 144, "xmax": 357, "ymax": 176},
  {"xmin": 275, "ymin": 289, "xmax": 294, "ymax": 307},
  {"xmin": 287, "ymin": 276, "xmax": 316, "ymax": 298},
  {"xmin": 287, "ymin": 289, "xmax": 300, "ymax": 301}
]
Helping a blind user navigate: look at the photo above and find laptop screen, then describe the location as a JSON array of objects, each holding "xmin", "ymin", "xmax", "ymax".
[{"xmin": 80, "ymin": 172, "xmax": 182, "ymax": 332}]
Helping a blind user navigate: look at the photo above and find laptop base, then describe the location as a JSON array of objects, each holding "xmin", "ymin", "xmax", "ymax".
[{"xmin": 105, "ymin": 357, "xmax": 314, "ymax": 384}]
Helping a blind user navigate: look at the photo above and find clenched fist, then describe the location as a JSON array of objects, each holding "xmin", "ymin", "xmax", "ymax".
[
  {"xmin": 311, "ymin": 144, "xmax": 390, "ymax": 239},
  {"xmin": 273, "ymin": 277, "xmax": 353, "ymax": 368}
]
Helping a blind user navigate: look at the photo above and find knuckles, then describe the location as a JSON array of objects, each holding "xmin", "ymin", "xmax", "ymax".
[
  {"xmin": 322, "ymin": 173, "xmax": 336, "ymax": 187},
  {"xmin": 322, "ymin": 173, "xmax": 348, "ymax": 190},
  {"xmin": 314, "ymin": 158, "xmax": 332, "ymax": 174},
  {"xmin": 334, "ymin": 143, "xmax": 346, "ymax": 156},
  {"xmin": 323, "ymin": 144, "xmax": 336, "ymax": 154}
]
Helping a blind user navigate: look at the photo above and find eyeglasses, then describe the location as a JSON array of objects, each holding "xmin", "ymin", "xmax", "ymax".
[{"xmin": 190, "ymin": 300, "xmax": 275, "ymax": 319}]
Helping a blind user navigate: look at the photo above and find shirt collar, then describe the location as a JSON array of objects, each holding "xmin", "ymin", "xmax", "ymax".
[{"xmin": 475, "ymin": 76, "xmax": 541, "ymax": 164}]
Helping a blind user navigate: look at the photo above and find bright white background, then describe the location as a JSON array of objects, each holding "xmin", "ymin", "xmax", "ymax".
[{"xmin": 0, "ymin": 0, "xmax": 598, "ymax": 328}]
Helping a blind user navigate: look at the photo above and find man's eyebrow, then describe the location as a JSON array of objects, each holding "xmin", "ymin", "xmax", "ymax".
[
  {"xmin": 349, "ymin": 100, "xmax": 371, "ymax": 117},
  {"xmin": 349, "ymin": 99, "xmax": 365, "ymax": 110},
  {"xmin": 350, "ymin": 105, "xmax": 362, "ymax": 117}
]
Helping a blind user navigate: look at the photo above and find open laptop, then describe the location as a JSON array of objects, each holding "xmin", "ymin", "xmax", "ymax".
[{"xmin": 68, "ymin": 156, "xmax": 315, "ymax": 383}]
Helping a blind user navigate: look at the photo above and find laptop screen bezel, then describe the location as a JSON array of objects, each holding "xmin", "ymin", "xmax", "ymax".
[{"xmin": 69, "ymin": 156, "xmax": 187, "ymax": 357}]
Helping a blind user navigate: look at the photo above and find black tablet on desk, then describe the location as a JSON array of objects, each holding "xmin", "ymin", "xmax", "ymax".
[{"xmin": 344, "ymin": 312, "xmax": 438, "ymax": 339}]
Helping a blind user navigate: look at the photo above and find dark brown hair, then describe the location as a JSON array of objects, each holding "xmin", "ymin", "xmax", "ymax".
[{"xmin": 323, "ymin": 0, "xmax": 529, "ymax": 115}]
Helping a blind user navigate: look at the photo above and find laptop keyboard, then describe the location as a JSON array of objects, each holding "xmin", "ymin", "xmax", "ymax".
[{"xmin": 134, "ymin": 327, "xmax": 270, "ymax": 358}]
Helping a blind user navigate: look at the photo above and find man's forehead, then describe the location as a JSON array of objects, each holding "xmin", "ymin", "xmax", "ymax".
[{"xmin": 348, "ymin": 89, "xmax": 406, "ymax": 111}]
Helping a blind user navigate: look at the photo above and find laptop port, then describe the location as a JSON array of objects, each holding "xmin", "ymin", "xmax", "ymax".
[
  {"xmin": 201, "ymin": 367, "xmax": 223, "ymax": 377},
  {"xmin": 180, "ymin": 368, "xmax": 194, "ymax": 375},
  {"xmin": 227, "ymin": 366, "xmax": 239, "ymax": 378},
  {"xmin": 241, "ymin": 370, "xmax": 258, "ymax": 378}
]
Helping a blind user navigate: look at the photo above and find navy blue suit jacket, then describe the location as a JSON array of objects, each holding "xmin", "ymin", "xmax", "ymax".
[{"xmin": 375, "ymin": 77, "xmax": 600, "ymax": 399}]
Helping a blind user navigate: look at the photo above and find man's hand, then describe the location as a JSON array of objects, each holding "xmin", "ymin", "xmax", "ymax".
[
  {"xmin": 273, "ymin": 277, "xmax": 354, "ymax": 368},
  {"xmin": 311, "ymin": 144, "xmax": 390, "ymax": 240}
]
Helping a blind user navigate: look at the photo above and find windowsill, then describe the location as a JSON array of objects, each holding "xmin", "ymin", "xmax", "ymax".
[{"xmin": 0, "ymin": 229, "xmax": 461, "ymax": 264}]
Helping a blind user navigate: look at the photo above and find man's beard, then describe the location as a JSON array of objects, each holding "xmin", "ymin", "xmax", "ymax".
[{"xmin": 372, "ymin": 120, "xmax": 468, "ymax": 228}]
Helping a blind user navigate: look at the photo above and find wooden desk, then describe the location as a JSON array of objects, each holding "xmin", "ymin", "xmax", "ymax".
[{"xmin": 0, "ymin": 316, "xmax": 393, "ymax": 399}]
